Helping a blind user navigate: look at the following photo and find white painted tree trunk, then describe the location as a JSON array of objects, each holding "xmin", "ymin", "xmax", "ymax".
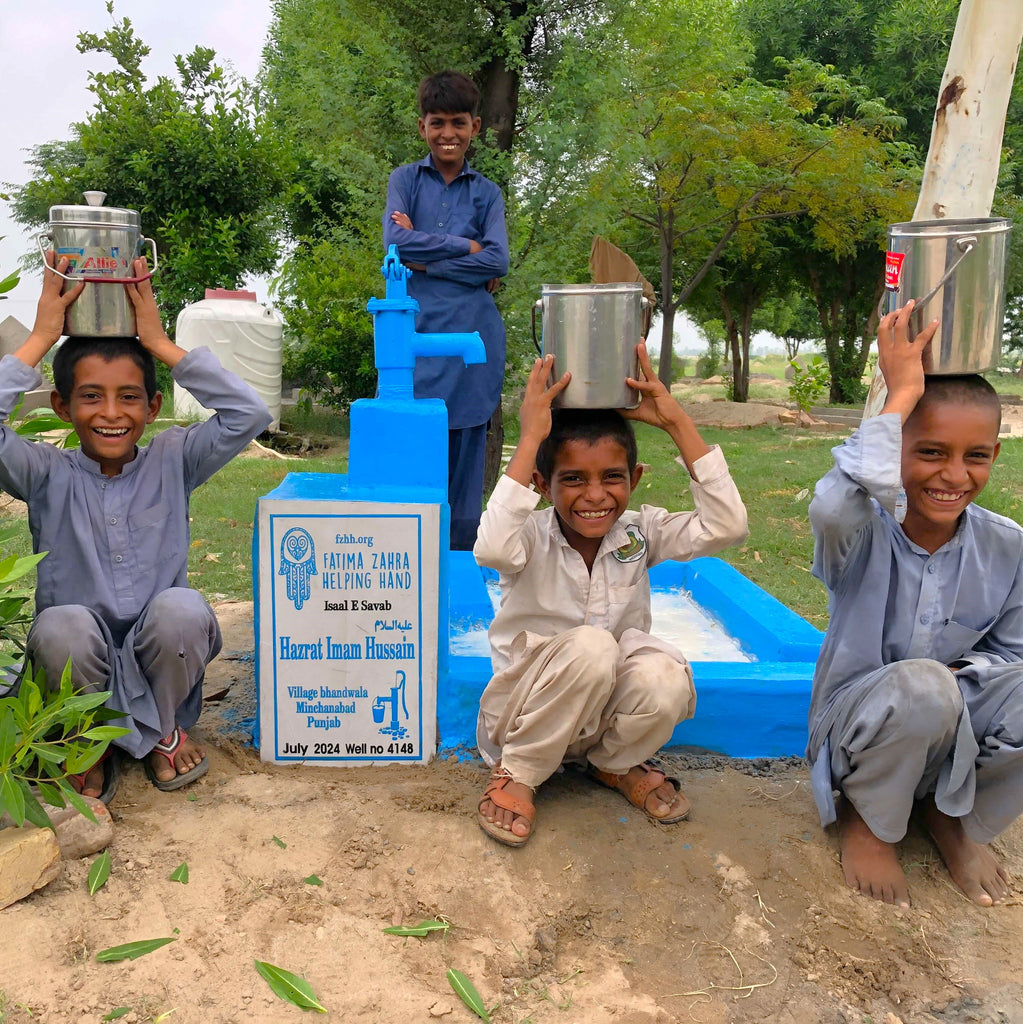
[{"xmin": 861, "ymin": 0, "xmax": 1023, "ymax": 419}]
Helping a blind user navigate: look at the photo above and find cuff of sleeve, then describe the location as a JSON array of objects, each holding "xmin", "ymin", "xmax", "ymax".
[
  {"xmin": 676, "ymin": 444, "xmax": 728, "ymax": 483},
  {"xmin": 854, "ymin": 414, "xmax": 905, "ymax": 519},
  {"xmin": 0, "ymin": 354, "xmax": 43, "ymax": 392},
  {"xmin": 490, "ymin": 473, "xmax": 541, "ymax": 512}
]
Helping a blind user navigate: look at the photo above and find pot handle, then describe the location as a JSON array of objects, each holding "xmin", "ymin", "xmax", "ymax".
[
  {"xmin": 913, "ymin": 235, "xmax": 975, "ymax": 314},
  {"xmin": 531, "ymin": 299, "xmax": 542, "ymax": 355},
  {"xmin": 876, "ymin": 235, "xmax": 976, "ymax": 322},
  {"xmin": 36, "ymin": 233, "xmax": 160, "ymax": 284}
]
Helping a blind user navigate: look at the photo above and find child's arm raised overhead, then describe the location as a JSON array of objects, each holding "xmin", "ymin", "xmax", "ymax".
[
  {"xmin": 0, "ymin": 253, "xmax": 85, "ymax": 499},
  {"xmin": 622, "ymin": 342, "xmax": 710, "ymax": 477},
  {"xmin": 504, "ymin": 354, "xmax": 571, "ymax": 487},
  {"xmin": 622, "ymin": 343, "xmax": 747, "ymax": 560},
  {"xmin": 473, "ymin": 355, "xmax": 569, "ymax": 572},
  {"xmin": 124, "ymin": 257, "xmax": 273, "ymax": 490},
  {"xmin": 809, "ymin": 301, "xmax": 939, "ymax": 586},
  {"xmin": 14, "ymin": 252, "xmax": 84, "ymax": 368}
]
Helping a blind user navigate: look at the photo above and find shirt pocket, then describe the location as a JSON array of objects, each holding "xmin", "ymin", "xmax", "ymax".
[
  {"xmin": 128, "ymin": 501, "xmax": 173, "ymax": 571},
  {"xmin": 607, "ymin": 580, "xmax": 649, "ymax": 633},
  {"xmin": 932, "ymin": 618, "xmax": 994, "ymax": 665}
]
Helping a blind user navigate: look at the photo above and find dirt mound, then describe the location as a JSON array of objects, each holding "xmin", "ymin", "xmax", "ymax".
[{"xmin": 2, "ymin": 603, "xmax": 1020, "ymax": 1024}]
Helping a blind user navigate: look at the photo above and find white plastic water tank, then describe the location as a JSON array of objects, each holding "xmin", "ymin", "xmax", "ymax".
[{"xmin": 174, "ymin": 289, "xmax": 283, "ymax": 430}]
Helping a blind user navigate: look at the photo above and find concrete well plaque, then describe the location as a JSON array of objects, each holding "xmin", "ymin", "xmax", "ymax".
[{"xmin": 257, "ymin": 499, "xmax": 439, "ymax": 764}]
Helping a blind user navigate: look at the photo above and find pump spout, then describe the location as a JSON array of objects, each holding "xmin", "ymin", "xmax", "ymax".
[{"xmin": 411, "ymin": 331, "xmax": 486, "ymax": 366}]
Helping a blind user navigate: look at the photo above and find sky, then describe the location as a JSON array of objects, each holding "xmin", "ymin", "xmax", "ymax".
[
  {"xmin": 0, "ymin": 0, "xmax": 274, "ymax": 329},
  {"xmin": 0, "ymin": 1, "xmax": 776, "ymax": 354}
]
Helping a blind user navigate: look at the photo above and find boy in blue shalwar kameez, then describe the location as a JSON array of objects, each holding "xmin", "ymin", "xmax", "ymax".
[
  {"xmin": 383, "ymin": 70, "xmax": 509, "ymax": 549},
  {"xmin": 808, "ymin": 300, "xmax": 1023, "ymax": 908},
  {"xmin": 0, "ymin": 255, "xmax": 271, "ymax": 798}
]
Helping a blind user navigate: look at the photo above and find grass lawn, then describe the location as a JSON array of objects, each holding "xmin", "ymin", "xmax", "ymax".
[{"xmin": 1, "ymin": 406, "xmax": 1021, "ymax": 635}]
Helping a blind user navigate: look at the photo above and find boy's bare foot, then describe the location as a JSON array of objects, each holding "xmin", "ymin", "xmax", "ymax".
[
  {"xmin": 478, "ymin": 767, "xmax": 535, "ymax": 845},
  {"xmin": 920, "ymin": 798, "xmax": 1012, "ymax": 906},
  {"xmin": 837, "ymin": 796, "xmax": 910, "ymax": 907},
  {"xmin": 149, "ymin": 730, "xmax": 206, "ymax": 785}
]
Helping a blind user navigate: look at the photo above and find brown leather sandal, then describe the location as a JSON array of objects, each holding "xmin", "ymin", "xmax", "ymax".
[
  {"xmin": 589, "ymin": 760, "xmax": 690, "ymax": 823},
  {"xmin": 477, "ymin": 766, "xmax": 535, "ymax": 847}
]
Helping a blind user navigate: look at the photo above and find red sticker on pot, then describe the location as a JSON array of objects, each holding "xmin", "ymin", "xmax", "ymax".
[{"xmin": 884, "ymin": 251, "xmax": 905, "ymax": 290}]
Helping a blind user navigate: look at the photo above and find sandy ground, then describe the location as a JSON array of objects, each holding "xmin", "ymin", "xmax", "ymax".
[{"xmin": 2, "ymin": 603, "xmax": 1022, "ymax": 1024}]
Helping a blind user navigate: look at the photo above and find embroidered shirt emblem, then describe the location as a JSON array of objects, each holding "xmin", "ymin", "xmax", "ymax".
[{"xmin": 613, "ymin": 524, "xmax": 647, "ymax": 563}]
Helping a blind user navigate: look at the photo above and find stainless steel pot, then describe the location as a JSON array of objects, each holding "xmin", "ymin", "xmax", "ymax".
[
  {"xmin": 36, "ymin": 191, "xmax": 158, "ymax": 337},
  {"xmin": 883, "ymin": 217, "xmax": 1011, "ymax": 374},
  {"xmin": 531, "ymin": 283, "xmax": 648, "ymax": 409}
]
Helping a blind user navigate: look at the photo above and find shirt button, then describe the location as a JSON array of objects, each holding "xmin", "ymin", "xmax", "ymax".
[
  {"xmin": 920, "ymin": 614, "xmax": 929, "ymax": 624},
  {"xmin": 438, "ymin": 221, "xmax": 444, "ymax": 227},
  {"xmin": 441, "ymin": 202, "xmax": 448, "ymax": 208},
  {"xmin": 927, "ymin": 563, "xmax": 936, "ymax": 574},
  {"xmin": 109, "ymin": 516, "xmax": 118, "ymax": 525},
  {"xmin": 115, "ymin": 555, "xmax": 123, "ymax": 563}
]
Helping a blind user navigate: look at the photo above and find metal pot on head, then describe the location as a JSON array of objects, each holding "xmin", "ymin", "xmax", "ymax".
[
  {"xmin": 883, "ymin": 217, "xmax": 1011, "ymax": 374},
  {"xmin": 531, "ymin": 283, "xmax": 648, "ymax": 409},
  {"xmin": 36, "ymin": 191, "xmax": 158, "ymax": 337}
]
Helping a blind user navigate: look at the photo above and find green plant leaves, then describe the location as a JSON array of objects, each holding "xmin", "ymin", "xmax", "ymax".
[
  {"xmin": 101, "ymin": 1008, "xmax": 131, "ymax": 1021},
  {"xmin": 446, "ymin": 968, "xmax": 491, "ymax": 1022},
  {"xmin": 96, "ymin": 936, "xmax": 177, "ymax": 962},
  {"xmin": 383, "ymin": 919, "xmax": 450, "ymax": 938},
  {"xmin": 271, "ymin": 835, "xmax": 287, "ymax": 848},
  {"xmin": 254, "ymin": 960, "xmax": 327, "ymax": 1013},
  {"xmin": 303, "ymin": 874, "xmax": 323, "ymax": 886},
  {"xmin": 88, "ymin": 850, "xmax": 112, "ymax": 895},
  {"xmin": 170, "ymin": 862, "xmax": 189, "ymax": 884}
]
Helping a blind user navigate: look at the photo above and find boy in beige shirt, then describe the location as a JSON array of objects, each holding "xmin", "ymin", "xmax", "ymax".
[{"xmin": 473, "ymin": 345, "xmax": 747, "ymax": 845}]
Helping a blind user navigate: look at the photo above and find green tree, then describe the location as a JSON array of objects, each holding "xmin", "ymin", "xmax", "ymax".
[
  {"xmin": 9, "ymin": 3, "xmax": 291, "ymax": 332},
  {"xmin": 587, "ymin": 0, "xmax": 912, "ymax": 388}
]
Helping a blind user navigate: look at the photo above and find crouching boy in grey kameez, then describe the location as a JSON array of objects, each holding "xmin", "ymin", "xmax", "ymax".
[
  {"xmin": 808, "ymin": 300, "xmax": 1023, "ymax": 908},
  {"xmin": 0, "ymin": 255, "xmax": 271, "ymax": 798}
]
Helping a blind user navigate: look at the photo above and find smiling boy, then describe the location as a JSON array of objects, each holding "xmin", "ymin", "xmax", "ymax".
[
  {"xmin": 383, "ymin": 70, "xmax": 509, "ymax": 550},
  {"xmin": 0, "ymin": 254, "xmax": 271, "ymax": 799},
  {"xmin": 472, "ymin": 346, "xmax": 747, "ymax": 845},
  {"xmin": 808, "ymin": 300, "xmax": 1023, "ymax": 907}
]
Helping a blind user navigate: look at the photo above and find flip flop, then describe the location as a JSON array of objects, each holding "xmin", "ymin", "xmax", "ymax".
[
  {"xmin": 477, "ymin": 767, "xmax": 535, "ymax": 847},
  {"xmin": 68, "ymin": 748, "xmax": 120, "ymax": 805},
  {"xmin": 144, "ymin": 726, "xmax": 209, "ymax": 792},
  {"xmin": 588, "ymin": 760, "xmax": 690, "ymax": 824}
]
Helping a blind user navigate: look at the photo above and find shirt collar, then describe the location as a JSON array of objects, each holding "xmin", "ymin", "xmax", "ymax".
[
  {"xmin": 416, "ymin": 154, "xmax": 476, "ymax": 181},
  {"xmin": 73, "ymin": 445, "xmax": 143, "ymax": 478},
  {"xmin": 545, "ymin": 509, "xmax": 632, "ymax": 558},
  {"xmin": 897, "ymin": 508, "xmax": 970, "ymax": 556}
]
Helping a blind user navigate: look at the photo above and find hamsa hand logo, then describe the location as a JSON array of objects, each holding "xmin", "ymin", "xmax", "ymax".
[{"xmin": 279, "ymin": 527, "xmax": 316, "ymax": 610}]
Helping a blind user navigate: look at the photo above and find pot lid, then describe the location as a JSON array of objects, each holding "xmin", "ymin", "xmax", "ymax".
[{"xmin": 49, "ymin": 191, "xmax": 140, "ymax": 228}]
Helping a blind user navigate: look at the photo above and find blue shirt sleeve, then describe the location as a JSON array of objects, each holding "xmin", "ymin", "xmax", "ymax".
[
  {"xmin": 0, "ymin": 355, "xmax": 58, "ymax": 502},
  {"xmin": 426, "ymin": 188, "xmax": 509, "ymax": 286},
  {"xmin": 383, "ymin": 166, "xmax": 473, "ymax": 261}
]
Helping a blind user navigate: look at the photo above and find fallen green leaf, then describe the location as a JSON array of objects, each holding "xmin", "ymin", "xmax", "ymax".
[
  {"xmin": 272, "ymin": 835, "xmax": 287, "ymax": 848},
  {"xmin": 102, "ymin": 1009, "xmax": 131, "ymax": 1021},
  {"xmin": 383, "ymin": 919, "xmax": 450, "ymax": 937},
  {"xmin": 88, "ymin": 850, "xmax": 111, "ymax": 896},
  {"xmin": 187, "ymin": 792, "xmax": 197, "ymax": 802},
  {"xmin": 96, "ymin": 936, "xmax": 177, "ymax": 962},
  {"xmin": 170, "ymin": 862, "xmax": 189, "ymax": 884},
  {"xmin": 303, "ymin": 874, "xmax": 323, "ymax": 886},
  {"xmin": 254, "ymin": 960, "xmax": 327, "ymax": 1013},
  {"xmin": 447, "ymin": 968, "xmax": 490, "ymax": 1022}
]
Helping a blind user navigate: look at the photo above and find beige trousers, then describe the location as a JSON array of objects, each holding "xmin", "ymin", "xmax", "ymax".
[{"xmin": 477, "ymin": 625, "xmax": 696, "ymax": 789}]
